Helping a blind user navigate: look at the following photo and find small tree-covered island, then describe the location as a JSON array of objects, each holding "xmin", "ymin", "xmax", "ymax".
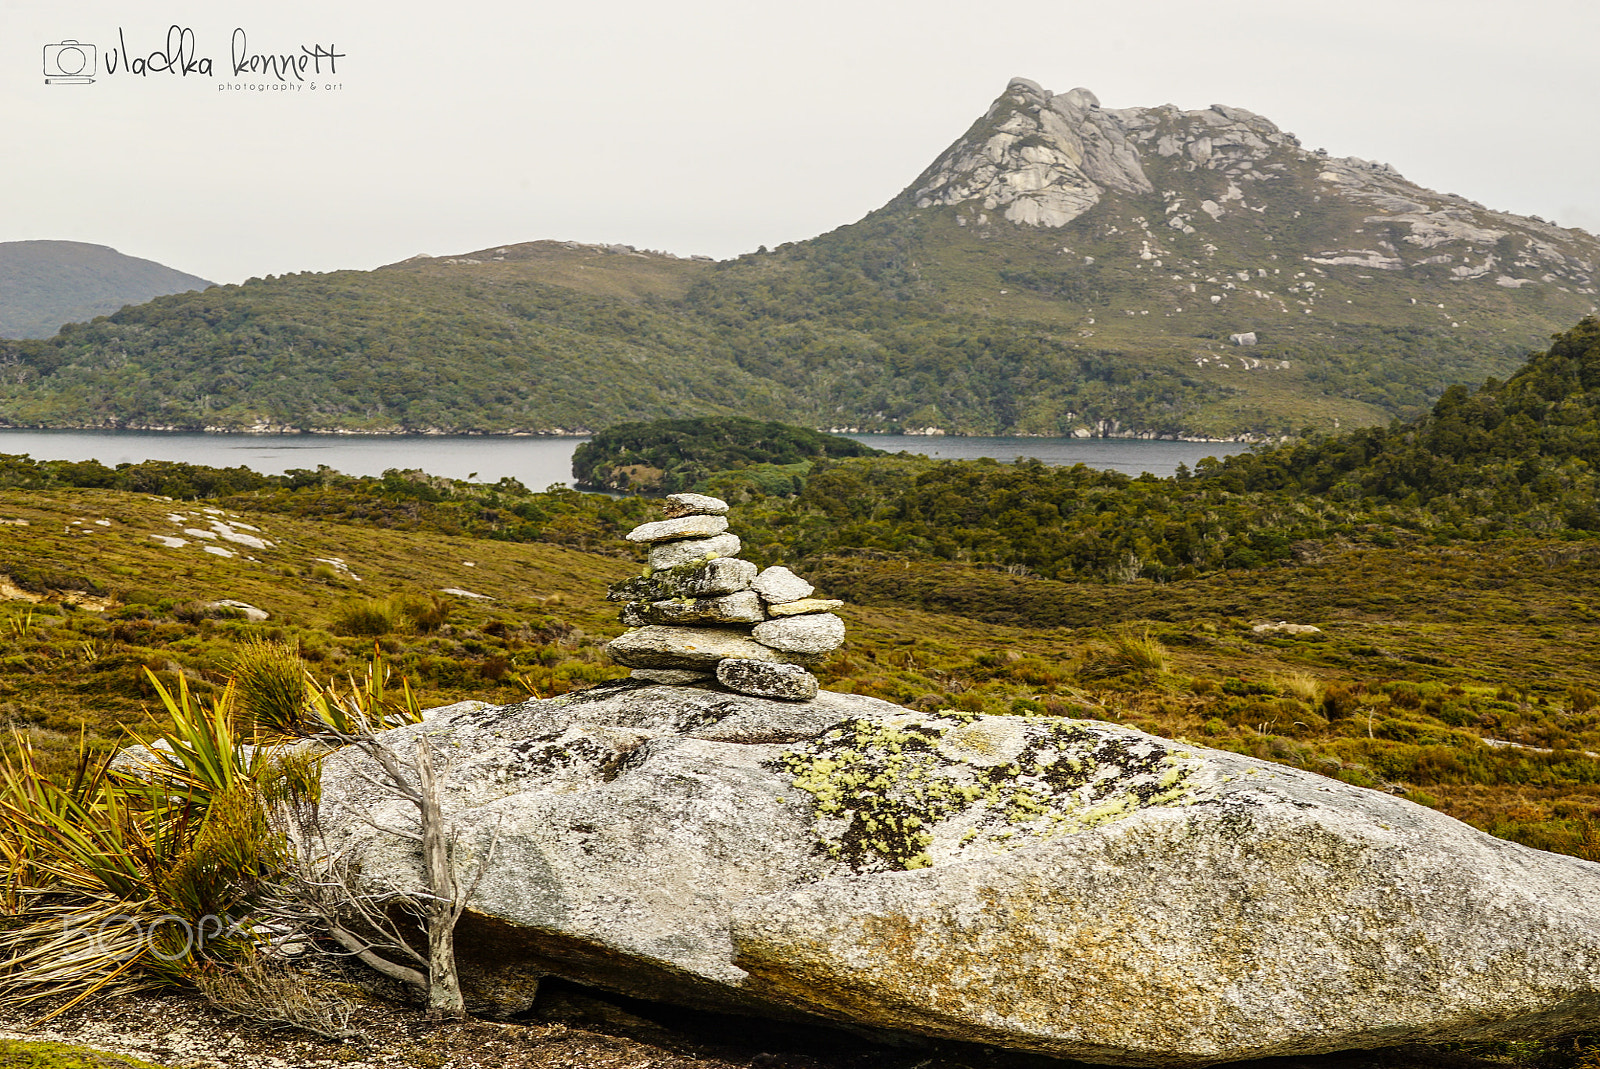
[{"xmin": 4, "ymin": 77, "xmax": 1600, "ymax": 1069}]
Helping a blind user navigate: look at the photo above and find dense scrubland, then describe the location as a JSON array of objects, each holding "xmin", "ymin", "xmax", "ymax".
[{"xmin": 1, "ymin": 320, "xmax": 1598, "ymax": 870}]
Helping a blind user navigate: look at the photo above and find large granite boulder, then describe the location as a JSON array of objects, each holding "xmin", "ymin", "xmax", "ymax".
[{"xmin": 313, "ymin": 683, "xmax": 1600, "ymax": 1064}]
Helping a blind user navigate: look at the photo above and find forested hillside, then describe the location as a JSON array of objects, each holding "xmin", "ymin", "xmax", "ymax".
[
  {"xmin": 6, "ymin": 318, "xmax": 1598, "ymax": 587},
  {"xmin": 0, "ymin": 259, "xmax": 787, "ymax": 432},
  {"xmin": 1208, "ymin": 315, "xmax": 1600, "ymax": 530},
  {"xmin": 3, "ymin": 80, "xmax": 1596, "ymax": 437}
]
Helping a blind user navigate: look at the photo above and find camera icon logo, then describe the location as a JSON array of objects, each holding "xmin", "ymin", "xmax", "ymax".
[{"xmin": 43, "ymin": 40, "xmax": 96, "ymax": 84}]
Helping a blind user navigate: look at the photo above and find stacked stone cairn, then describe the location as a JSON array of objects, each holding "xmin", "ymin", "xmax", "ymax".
[{"xmin": 604, "ymin": 493, "xmax": 845, "ymax": 701}]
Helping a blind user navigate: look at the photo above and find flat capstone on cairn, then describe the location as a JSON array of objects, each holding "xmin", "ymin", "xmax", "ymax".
[{"xmin": 605, "ymin": 493, "xmax": 845, "ymax": 701}]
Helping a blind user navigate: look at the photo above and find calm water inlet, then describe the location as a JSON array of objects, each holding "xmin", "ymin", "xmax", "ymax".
[
  {"xmin": 0, "ymin": 430, "xmax": 1249, "ymax": 486},
  {"xmin": 0, "ymin": 431, "xmax": 589, "ymax": 490}
]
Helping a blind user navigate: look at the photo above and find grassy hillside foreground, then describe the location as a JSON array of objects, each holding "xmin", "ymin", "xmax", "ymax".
[{"xmin": 0, "ymin": 482, "xmax": 1595, "ymax": 863}]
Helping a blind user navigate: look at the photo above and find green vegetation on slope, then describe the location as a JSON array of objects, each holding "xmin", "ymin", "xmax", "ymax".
[
  {"xmin": 571, "ymin": 416, "xmax": 884, "ymax": 493},
  {"xmin": 0, "ymin": 485, "xmax": 639, "ymax": 780},
  {"xmin": 676, "ymin": 213, "xmax": 1243, "ymax": 436},
  {"xmin": 5, "ymin": 318, "xmax": 1599, "ymax": 599},
  {"xmin": 0, "ymin": 240, "xmax": 212, "ymax": 341},
  {"xmin": 1, "ymin": 481, "xmax": 1596, "ymax": 867},
  {"xmin": 701, "ymin": 318, "xmax": 1600, "ymax": 581},
  {"xmin": 0, "ymin": 452, "xmax": 656, "ymax": 552},
  {"xmin": 0, "ymin": 217, "xmax": 1554, "ymax": 438},
  {"xmin": 1209, "ymin": 316, "xmax": 1600, "ymax": 531},
  {"xmin": 0, "ymin": 231, "xmax": 1248, "ymax": 436},
  {"xmin": 0, "ymin": 260, "xmax": 789, "ymax": 433}
]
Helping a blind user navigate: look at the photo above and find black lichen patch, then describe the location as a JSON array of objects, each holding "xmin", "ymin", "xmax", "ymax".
[
  {"xmin": 773, "ymin": 717, "xmax": 956, "ymax": 872},
  {"xmin": 538, "ymin": 679, "xmax": 648, "ymax": 707},
  {"xmin": 607, "ymin": 574, "xmax": 665, "ymax": 603},
  {"xmin": 606, "ymin": 558, "xmax": 735, "ymax": 603},
  {"xmin": 507, "ymin": 732, "xmax": 632, "ymax": 782}
]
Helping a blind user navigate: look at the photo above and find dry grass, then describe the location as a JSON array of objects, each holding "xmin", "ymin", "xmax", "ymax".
[
  {"xmin": 1076, "ymin": 627, "xmax": 1168, "ymax": 681},
  {"xmin": 1275, "ymin": 672, "xmax": 1324, "ymax": 705},
  {"xmin": 192, "ymin": 956, "xmax": 357, "ymax": 1040}
]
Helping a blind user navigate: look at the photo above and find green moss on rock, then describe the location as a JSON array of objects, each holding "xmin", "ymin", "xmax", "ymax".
[{"xmin": 0, "ymin": 1041, "xmax": 174, "ymax": 1069}]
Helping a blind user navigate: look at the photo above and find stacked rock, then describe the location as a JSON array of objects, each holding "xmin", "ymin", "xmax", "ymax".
[{"xmin": 605, "ymin": 493, "xmax": 846, "ymax": 702}]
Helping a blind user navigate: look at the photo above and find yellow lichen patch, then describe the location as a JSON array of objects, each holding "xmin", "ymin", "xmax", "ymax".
[{"xmin": 774, "ymin": 714, "xmax": 1204, "ymax": 873}]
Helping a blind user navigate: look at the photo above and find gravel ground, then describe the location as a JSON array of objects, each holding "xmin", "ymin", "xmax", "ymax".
[
  {"xmin": 0, "ymin": 979, "xmax": 1040, "ymax": 1069},
  {"xmin": 0, "ymin": 978, "xmax": 1555, "ymax": 1069}
]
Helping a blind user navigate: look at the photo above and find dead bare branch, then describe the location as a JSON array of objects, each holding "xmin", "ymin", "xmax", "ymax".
[{"xmin": 261, "ymin": 725, "xmax": 492, "ymax": 1019}]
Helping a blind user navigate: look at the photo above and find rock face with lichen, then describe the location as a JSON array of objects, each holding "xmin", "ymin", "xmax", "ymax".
[
  {"xmin": 315, "ymin": 682, "xmax": 1600, "ymax": 1064},
  {"xmin": 773, "ymin": 712, "xmax": 1195, "ymax": 872}
]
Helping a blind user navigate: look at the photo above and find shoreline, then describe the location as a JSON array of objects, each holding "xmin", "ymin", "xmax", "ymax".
[
  {"xmin": 0, "ymin": 424, "xmax": 1263, "ymax": 444},
  {"xmin": 0, "ymin": 424, "xmax": 593, "ymax": 438}
]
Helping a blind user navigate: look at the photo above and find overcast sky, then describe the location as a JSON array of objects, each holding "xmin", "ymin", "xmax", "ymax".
[{"xmin": 4, "ymin": 0, "xmax": 1597, "ymax": 285}]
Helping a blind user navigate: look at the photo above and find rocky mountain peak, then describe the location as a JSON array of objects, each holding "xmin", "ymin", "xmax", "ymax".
[
  {"xmin": 914, "ymin": 79, "xmax": 1310, "ymax": 230},
  {"xmin": 907, "ymin": 78, "xmax": 1596, "ymax": 296},
  {"xmin": 1059, "ymin": 85, "xmax": 1100, "ymax": 110},
  {"xmin": 915, "ymin": 78, "xmax": 1152, "ymax": 227}
]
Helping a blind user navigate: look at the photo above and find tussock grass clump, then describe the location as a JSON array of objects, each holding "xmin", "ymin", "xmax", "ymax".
[
  {"xmin": 332, "ymin": 597, "xmax": 404, "ymax": 637},
  {"xmin": 232, "ymin": 639, "xmax": 309, "ymax": 738},
  {"xmin": 0, "ymin": 651, "xmax": 424, "ymax": 1017},
  {"xmin": 0, "ymin": 674, "xmax": 274, "ymax": 1015},
  {"xmin": 1076, "ymin": 627, "xmax": 1168, "ymax": 682},
  {"xmin": 401, "ymin": 593, "xmax": 452, "ymax": 634},
  {"xmin": 1276, "ymin": 672, "xmax": 1324, "ymax": 706}
]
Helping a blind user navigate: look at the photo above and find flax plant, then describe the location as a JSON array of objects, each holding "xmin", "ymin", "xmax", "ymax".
[
  {"xmin": 0, "ymin": 648, "xmax": 424, "ymax": 1018},
  {"xmin": 0, "ymin": 674, "xmax": 273, "ymax": 1016}
]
